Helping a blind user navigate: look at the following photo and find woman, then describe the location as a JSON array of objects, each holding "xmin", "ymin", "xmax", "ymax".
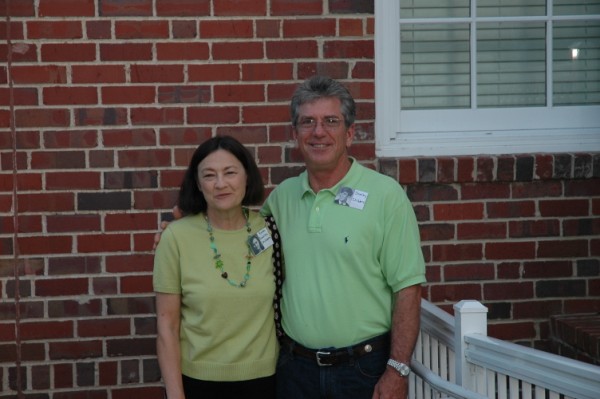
[{"xmin": 153, "ymin": 136, "xmax": 281, "ymax": 399}]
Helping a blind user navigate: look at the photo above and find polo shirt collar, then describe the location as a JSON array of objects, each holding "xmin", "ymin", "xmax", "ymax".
[{"xmin": 299, "ymin": 157, "xmax": 360, "ymax": 197}]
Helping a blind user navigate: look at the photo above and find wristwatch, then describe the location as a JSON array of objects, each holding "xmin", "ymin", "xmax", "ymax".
[{"xmin": 387, "ymin": 359, "xmax": 411, "ymax": 377}]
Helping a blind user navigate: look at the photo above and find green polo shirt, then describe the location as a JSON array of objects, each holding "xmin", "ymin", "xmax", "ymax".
[{"xmin": 262, "ymin": 159, "xmax": 426, "ymax": 349}]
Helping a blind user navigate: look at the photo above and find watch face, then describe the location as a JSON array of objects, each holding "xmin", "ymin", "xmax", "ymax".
[{"xmin": 399, "ymin": 364, "xmax": 410, "ymax": 376}]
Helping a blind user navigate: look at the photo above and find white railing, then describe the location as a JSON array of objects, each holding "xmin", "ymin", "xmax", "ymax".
[{"xmin": 411, "ymin": 299, "xmax": 600, "ymax": 399}]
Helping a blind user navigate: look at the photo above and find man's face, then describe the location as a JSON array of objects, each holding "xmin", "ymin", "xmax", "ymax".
[{"xmin": 293, "ymin": 97, "xmax": 354, "ymax": 173}]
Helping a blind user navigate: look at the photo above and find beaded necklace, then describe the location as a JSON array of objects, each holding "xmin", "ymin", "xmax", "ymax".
[{"xmin": 205, "ymin": 208, "xmax": 253, "ymax": 288}]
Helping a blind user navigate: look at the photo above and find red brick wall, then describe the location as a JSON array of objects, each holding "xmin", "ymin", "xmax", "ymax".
[{"xmin": 1, "ymin": 0, "xmax": 598, "ymax": 397}]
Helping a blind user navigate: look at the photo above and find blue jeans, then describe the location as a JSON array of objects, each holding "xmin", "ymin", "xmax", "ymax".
[{"xmin": 276, "ymin": 335, "xmax": 389, "ymax": 399}]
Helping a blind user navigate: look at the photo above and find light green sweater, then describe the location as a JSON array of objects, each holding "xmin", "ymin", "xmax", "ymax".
[{"xmin": 153, "ymin": 211, "xmax": 278, "ymax": 381}]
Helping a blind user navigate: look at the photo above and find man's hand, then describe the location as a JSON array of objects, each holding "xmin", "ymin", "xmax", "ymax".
[
  {"xmin": 153, "ymin": 205, "xmax": 183, "ymax": 250},
  {"xmin": 372, "ymin": 368, "xmax": 408, "ymax": 399}
]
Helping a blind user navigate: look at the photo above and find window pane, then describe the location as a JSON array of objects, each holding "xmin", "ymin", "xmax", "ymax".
[
  {"xmin": 477, "ymin": 0, "xmax": 546, "ymax": 17},
  {"xmin": 477, "ymin": 22, "xmax": 546, "ymax": 107},
  {"xmin": 400, "ymin": 0, "xmax": 470, "ymax": 19},
  {"xmin": 554, "ymin": 0, "xmax": 600, "ymax": 16},
  {"xmin": 400, "ymin": 24, "xmax": 471, "ymax": 109},
  {"xmin": 553, "ymin": 20, "xmax": 600, "ymax": 105}
]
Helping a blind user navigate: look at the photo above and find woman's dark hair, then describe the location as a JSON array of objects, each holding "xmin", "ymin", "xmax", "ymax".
[{"xmin": 178, "ymin": 135, "xmax": 264, "ymax": 215}]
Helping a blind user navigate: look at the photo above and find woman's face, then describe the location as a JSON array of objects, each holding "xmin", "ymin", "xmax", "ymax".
[{"xmin": 197, "ymin": 149, "xmax": 247, "ymax": 215}]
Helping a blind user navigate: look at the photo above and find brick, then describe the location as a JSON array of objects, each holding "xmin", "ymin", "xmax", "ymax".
[
  {"xmin": 243, "ymin": 63, "xmax": 294, "ymax": 81},
  {"xmin": 399, "ymin": 159, "xmax": 417, "ymax": 184},
  {"xmin": 535, "ymin": 154, "xmax": 554, "ymax": 180},
  {"xmin": 131, "ymin": 107, "xmax": 184, "ymax": 125},
  {"xmin": 298, "ymin": 61, "xmax": 349, "ymax": 80},
  {"xmin": 187, "ymin": 106, "xmax": 240, "ymax": 124},
  {"xmin": 20, "ymin": 321, "xmax": 73, "ymax": 340},
  {"xmin": 157, "ymin": 42, "xmax": 210, "ymax": 60},
  {"xmin": 101, "ymin": 86, "xmax": 155, "ymax": 104},
  {"xmin": 509, "ymin": 219, "xmax": 560, "ymax": 238},
  {"xmin": 214, "ymin": 84, "xmax": 265, "ymax": 103},
  {"xmin": 497, "ymin": 155, "xmax": 515, "ymax": 181},
  {"xmin": 214, "ymin": 0, "xmax": 266, "ymax": 15},
  {"xmin": 100, "ymin": 0, "xmax": 152, "ymax": 16},
  {"xmin": 76, "ymin": 362, "xmax": 96, "ymax": 387},
  {"xmin": 102, "ymin": 128, "xmax": 155, "ymax": 147},
  {"xmin": 0, "ymin": 42, "xmax": 38, "ymax": 62},
  {"xmin": 536, "ymin": 279, "xmax": 587, "ymax": 297},
  {"xmin": 0, "ymin": 21, "xmax": 24, "ymax": 41},
  {"xmin": 271, "ymin": 0, "xmax": 322, "ymax": 15},
  {"xmin": 213, "ymin": 41, "xmax": 264, "ymax": 60},
  {"xmin": 48, "ymin": 256, "xmax": 102, "ymax": 275},
  {"xmin": 121, "ymin": 275, "xmax": 153, "ymax": 293},
  {"xmin": 86, "ymin": 20, "xmax": 112, "ymax": 39},
  {"xmin": 39, "ymin": 0, "xmax": 95, "ymax": 16},
  {"xmin": 516, "ymin": 155, "xmax": 534, "ymax": 181},
  {"xmin": 43, "ymin": 86, "xmax": 98, "ymax": 105},
  {"xmin": 577, "ymin": 259, "xmax": 600, "ymax": 277},
  {"xmin": 565, "ymin": 179, "xmax": 600, "ymax": 197},
  {"xmin": 48, "ymin": 299, "xmax": 102, "ymax": 318},
  {"xmin": 11, "ymin": 65, "xmax": 67, "ymax": 84},
  {"xmin": 257, "ymin": 145, "xmax": 283, "ymax": 164},
  {"xmin": 18, "ymin": 193, "xmax": 75, "ymax": 212},
  {"xmin": 47, "ymin": 214, "xmax": 102, "ymax": 234},
  {"xmin": 489, "ymin": 322, "xmax": 536, "ymax": 341},
  {"xmin": 257, "ymin": 19, "xmax": 281, "ymax": 38},
  {"xmin": 27, "ymin": 20, "xmax": 83, "ymax": 39},
  {"xmin": 105, "ymin": 171, "xmax": 158, "ymax": 189},
  {"xmin": 574, "ymin": 154, "xmax": 593, "ymax": 178},
  {"xmin": 189, "ymin": 63, "xmax": 240, "ymax": 81},
  {"xmin": 172, "ymin": 20, "xmax": 197, "ymax": 38},
  {"xmin": 115, "ymin": 20, "xmax": 169, "ymax": 39},
  {"xmin": 432, "ymin": 243, "xmax": 483, "ymax": 262},
  {"xmin": 445, "ymin": 263, "xmax": 495, "ymax": 281},
  {"xmin": 43, "ymin": 130, "xmax": 98, "ymax": 148},
  {"xmin": 133, "ymin": 189, "xmax": 179, "ymax": 210},
  {"xmin": 522, "ymin": 260, "xmax": 573, "ymax": 278},
  {"xmin": 161, "ymin": 169, "xmax": 186, "ymax": 187},
  {"xmin": 15, "ymin": 108, "xmax": 69, "ymax": 128},
  {"xmin": 537, "ymin": 239, "xmax": 589, "ymax": 258},
  {"xmin": 78, "ymin": 318, "xmax": 131, "ymax": 337},
  {"xmin": 92, "ymin": 277, "xmax": 119, "ymax": 295},
  {"xmin": 475, "ymin": 157, "xmax": 495, "ymax": 182},
  {"xmin": 512, "ymin": 181, "xmax": 563, "ymax": 198},
  {"xmin": 429, "ymin": 283, "xmax": 482, "ymax": 302},
  {"xmin": 283, "ymin": 18, "xmax": 336, "ymax": 37},
  {"xmin": 462, "ymin": 182, "xmax": 510, "ymax": 199},
  {"xmin": 324, "ymin": 39, "xmax": 373, "ymax": 59},
  {"xmin": 118, "ymin": 149, "xmax": 171, "ymax": 168},
  {"xmin": 330, "ymin": 0, "xmax": 374, "ymax": 13},
  {"xmin": 487, "ymin": 302, "xmax": 512, "ymax": 320},
  {"xmin": 31, "ymin": 150, "xmax": 86, "ymax": 169},
  {"xmin": 105, "ymin": 213, "xmax": 156, "ymax": 231},
  {"xmin": 42, "ymin": 43, "xmax": 95, "ymax": 62},
  {"xmin": 457, "ymin": 222, "xmax": 506, "ymax": 240},
  {"xmin": 158, "ymin": 85, "xmax": 211, "ymax": 104},
  {"xmin": 158, "ymin": 126, "xmax": 212, "ymax": 146},
  {"xmin": 78, "ymin": 233, "xmax": 131, "ymax": 253},
  {"xmin": 487, "ymin": 200, "xmax": 536, "ymax": 219},
  {"xmin": 54, "ymin": 363, "xmax": 74, "ymax": 389},
  {"xmin": 267, "ymin": 39, "xmax": 318, "ymax": 59},
  {"xmin": 0, "ymin": 87, "xmax": 37, "ymax": 106},
  {"xmin": 200, "ymin": 20, "xmax": 253, "ymax": 38},
  {"xmin": 352, "ymin": 61, "xmax": 374, "ymax": 79},
  {"xmin": 78, "ymin": 192, "xmax": 132, "ymax": 211},
  {"xmin": 156, "ymin": 0, "xmax": 210, "ymax": 16},
  {"xmin": 539, "ymin": 199, "xmax": 589, "ymax": 217},
  {"xmin": 49, "ymin": 340, "xmax": 103, "ymax": 360},
  {"xmin": 36, "ymin": 277, "xmax": 88, "ymax": 296},
  {"xmin": 433, "ymin": 202, "xmax": 484, "ymax": 221},
  {"xmin": 486, "ymin": 241, "xmax": 536, "ymax": 260},
  {"xmin": 554, "ymin": 153, "xmax": 573, "ymax": 178},
  {"xmin": 76, "ymin": 107, "xmax": 128, "ymax": 126},
  {"xmin": 107, "ymin": 297, "xmax": 155, "ymax": 315},
  {"xmin": 242, "ymin": 104, "xmax": 289, "ymax": 124},
  {"xmin": 31, "ymin": 364, "xmax": 51, "ymax": 390},
  {"xmin": 100, "ymin": 43, "xmax": 153, "ymax": 61},
  {"xmin": 514, "ymin": 300, "xmax": 563, "ymax": 318},
  {"xmin": 417, "ymin": 158, "xmax": 435, "ymax": 182},
  {"xmin": 0, "ymin": 0, "xmax": 35, "ymax": 16},
  {"xmin": 46, "ymin": 171, "xmax": 101, "ymax": 190},
  {"xmin": 131, "ymin": 64, "xmax": 184, "ymax": 83},
  {"xmin": 340, "ymin": 18, "xmax": 364, "ymax": 36},
  {"xmin": 90, "ymin": 149, "xmax": 115, "ymax": 168}
]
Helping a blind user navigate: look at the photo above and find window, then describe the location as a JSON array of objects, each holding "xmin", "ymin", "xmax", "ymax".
[{"xmin": 375, "ymin": 0, "xmax": 600, "ymax": 157}]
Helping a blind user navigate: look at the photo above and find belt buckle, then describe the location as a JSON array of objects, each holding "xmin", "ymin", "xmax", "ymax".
[{"xmin": 316, "ymin": 350, "xmax": 332, "ymax": 366}]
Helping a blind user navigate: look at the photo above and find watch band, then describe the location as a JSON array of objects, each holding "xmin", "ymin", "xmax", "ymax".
[{"xmin": 387, "ymin": 358, "xmax": 411, "ymax": 377}]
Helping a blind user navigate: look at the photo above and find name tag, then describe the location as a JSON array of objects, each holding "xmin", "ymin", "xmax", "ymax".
[
  {"xmin": 248, "ymin": 227, "xmax": 273, "ymax": 255},
  {"xmin": 334, "ymin": 186, "xmax": 368, "ymax": 210}
]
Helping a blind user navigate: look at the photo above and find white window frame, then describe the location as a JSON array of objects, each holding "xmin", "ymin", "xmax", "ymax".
[{"xmin": 374, "ymin": 0, "xmax": 600, "ymax": 157}]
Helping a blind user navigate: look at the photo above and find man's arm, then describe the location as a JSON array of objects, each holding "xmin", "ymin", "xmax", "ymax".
[{"xmin": 372, "ymin": 284, "xmax": 422, "ymax": 399}]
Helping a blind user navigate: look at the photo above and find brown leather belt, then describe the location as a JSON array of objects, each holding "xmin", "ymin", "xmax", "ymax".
[{"xmin": 282, "ymin": 334, "xmax": 390, "ymax": 367}]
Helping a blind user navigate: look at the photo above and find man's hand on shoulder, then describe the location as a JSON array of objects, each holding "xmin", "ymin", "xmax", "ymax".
[{"xmin": 153, "ymin": 205, "xmax": 183, "ymax": 250}]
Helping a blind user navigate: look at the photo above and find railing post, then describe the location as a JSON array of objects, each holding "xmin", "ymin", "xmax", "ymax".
[{"xmin": 454, "ymin": 300, "xmax": 488, "ymax": 390}]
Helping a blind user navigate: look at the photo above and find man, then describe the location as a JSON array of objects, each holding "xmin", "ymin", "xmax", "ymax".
[{"xmin": 262, "ymin": 76, "xmax": 426, "ymax": 399}]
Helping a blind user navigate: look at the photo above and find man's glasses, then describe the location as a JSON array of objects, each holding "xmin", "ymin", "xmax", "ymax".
[{"xmin": 296, "ymin": 117, "xmax": 343, "ymax": 132}]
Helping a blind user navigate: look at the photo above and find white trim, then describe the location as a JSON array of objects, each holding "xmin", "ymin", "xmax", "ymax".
[{"xmin": 374, "ymin": 0, "xmax": 600, "ymax": 157}]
